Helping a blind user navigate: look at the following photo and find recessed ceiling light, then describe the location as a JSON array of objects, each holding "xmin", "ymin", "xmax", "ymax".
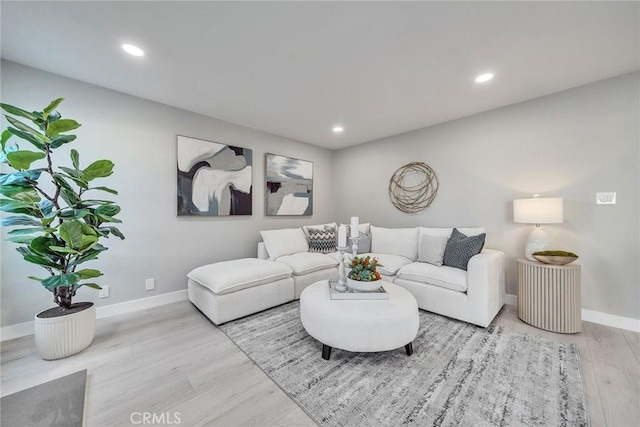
[
  {"xmin": 475, "ymin": 73, "xmax": 494, "ymax": 83},
  {"xmin": 122, "ymin": 44, "xmax": 144, "ymax": 57},
  {"xmin": 332, "ymin": 126, "xmax": 344, "ymax": 133}
]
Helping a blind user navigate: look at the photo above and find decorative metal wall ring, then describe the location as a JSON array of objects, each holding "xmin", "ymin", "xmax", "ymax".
[{"xmin": 388, "ymin": 162, "xmax": 439, "ymax": 213}]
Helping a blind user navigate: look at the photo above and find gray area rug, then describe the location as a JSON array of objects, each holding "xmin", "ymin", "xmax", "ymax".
[
  {"xmin": 220, "ymin": 302, "xmax": 588, "ymax": 426},
  {"xmin": 1, "ymin": 370, "xmax": 87, "ymax": 427}
]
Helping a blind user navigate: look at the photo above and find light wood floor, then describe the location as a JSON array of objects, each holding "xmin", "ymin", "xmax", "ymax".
[{"xmin": 1, "ymin": 302, "xmax": 638, "ymax": 426}]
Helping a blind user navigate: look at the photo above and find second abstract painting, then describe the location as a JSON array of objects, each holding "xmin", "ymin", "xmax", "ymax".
[{"xmin": 265, "ymin": 153, "xmax": 313, "ymax": 216}]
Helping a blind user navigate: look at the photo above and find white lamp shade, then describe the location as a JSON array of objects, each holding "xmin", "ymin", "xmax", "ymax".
[{"xmin": 513, "ymin": 198, "xmax": 563, "ymax": 224}]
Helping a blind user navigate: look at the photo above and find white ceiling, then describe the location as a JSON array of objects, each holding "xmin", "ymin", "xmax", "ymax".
[{"xmin": 1, "ymin": 1, "xmax": 638, "ymax": 150}]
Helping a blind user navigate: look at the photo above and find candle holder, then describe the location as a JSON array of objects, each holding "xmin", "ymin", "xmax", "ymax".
[
  {"xmin": 335, "ymin": 246, "xmax": 348, "ymax": 292},
  {"xmin": 349, "ymin": 236, "xmax": 360, "ymax": 257}
]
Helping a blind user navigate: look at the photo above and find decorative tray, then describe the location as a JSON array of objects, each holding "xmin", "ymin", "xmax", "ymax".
[{"xmin": 328, "ymin": 279, "xmax": 389, "ymax": 300}]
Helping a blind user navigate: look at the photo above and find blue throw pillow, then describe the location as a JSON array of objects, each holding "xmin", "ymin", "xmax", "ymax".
[{"xmin": 442, "ymin": 228, "xmax": 486, "ymax": 271}]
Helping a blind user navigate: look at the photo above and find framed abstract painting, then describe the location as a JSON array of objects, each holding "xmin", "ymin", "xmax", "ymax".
[
  {"xmin": 265, "ymin": 153, "xmax": 313, "ymax": 216},
  {"xmin": 177, "ymin": 135, "xmax": 252, "ymax": 216}
]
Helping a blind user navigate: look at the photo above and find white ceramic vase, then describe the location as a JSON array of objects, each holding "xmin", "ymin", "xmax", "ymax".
[{"xmin": 34, "ymin": 302, "xmax": 96, "ymax": 360}]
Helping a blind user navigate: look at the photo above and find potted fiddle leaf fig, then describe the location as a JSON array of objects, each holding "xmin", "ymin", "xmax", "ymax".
[{"xmin": 0, "ymin": 98, "xmax": 125, "ymax": 359}]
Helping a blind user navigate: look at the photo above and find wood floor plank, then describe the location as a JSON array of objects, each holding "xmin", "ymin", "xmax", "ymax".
[
  {"xmin": 584, "ymin": 321, "xmax": 640, "ymax": 375},
  {"xmin": 592, "ymin": 363, "xmax": 640, "ymax": 426},
  {"xmin": 622, "ymin": 329, "xmax": 640, "ymax": 366},
  {"xmin": 580, "ymin": 360, "xmax": 606, "ymax": 427}
]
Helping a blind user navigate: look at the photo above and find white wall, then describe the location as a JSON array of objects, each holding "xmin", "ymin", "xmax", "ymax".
[
  {"xmin": 333, "ymin": 72, "xmax": 639, "ymax": 320},
  {"xmin": 0, "ymin": 61, "xmax": 335, "ymax": 326}
]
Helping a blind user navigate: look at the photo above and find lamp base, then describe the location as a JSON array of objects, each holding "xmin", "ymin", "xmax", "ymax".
[{"xmin": 525, "ymin": 227, "xmax": 551, "ymax": 261}]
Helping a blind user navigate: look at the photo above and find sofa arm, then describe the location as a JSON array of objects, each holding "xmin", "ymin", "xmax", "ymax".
[
  {"xmin": 257, "ymin": 242, "xmax": 269, "ymax": 260},
  {"xmin": 466, "ymin": 248, "xmax": 505, "ymax": 326}
]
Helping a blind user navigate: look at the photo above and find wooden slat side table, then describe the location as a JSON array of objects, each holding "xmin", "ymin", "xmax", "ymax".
[{"xmin": 517, "ymin": 258, "xmax": 582, "ymax": 333}]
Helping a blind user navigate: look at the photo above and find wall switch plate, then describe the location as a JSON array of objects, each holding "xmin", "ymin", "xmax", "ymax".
[
  {"xmin": 596, "ymin": 192, "xmax": 616, "ymax": 205},
  {"xmin": 145, "ymin": 278, "xmax": 155, "ymax": 291},
  {"xmin": 99, "ymin": 285, "xmax": 109, "ymax": 298}
]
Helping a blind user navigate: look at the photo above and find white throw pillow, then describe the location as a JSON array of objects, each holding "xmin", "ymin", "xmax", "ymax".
[
  {"xmin": 370, "ymin": 226, "xmax": 419, "ymax": 261},
  {"xmin": 260, "ymin": 228, "xmax": 309, "ymax": 260},
  {"xmin": 418, "ymin": 234, "xmax": 449, "ymax": 266},
  {"xmin": 302, "ymin": 222, "xmax": 337, "ymax": 242}
]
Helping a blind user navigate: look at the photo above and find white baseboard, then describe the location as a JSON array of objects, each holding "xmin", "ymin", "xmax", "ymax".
[
  {"xmin": 504, "ymin": 293, "xmax": 518, "ymax": 306},
  {"xmin": 0, "ymin": 290, "xmax": 188, "ymax": 342},
  {"xmin": 503, "ymin": 293, "xmax": 640, "ymax": 333}
]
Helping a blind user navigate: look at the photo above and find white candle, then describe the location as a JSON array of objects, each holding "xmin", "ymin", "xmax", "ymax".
[
  {"xmin": 338, "ymin": 225, "xmax": 347, "ymax": 247},
  {"xmin": 350, "ymin": 217, "xmax": 359, "ymax": 238}
]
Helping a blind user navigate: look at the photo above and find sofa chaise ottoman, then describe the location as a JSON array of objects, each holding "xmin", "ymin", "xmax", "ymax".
[{"xmin": 187, "ymin": 258, "xmax": 294, "ymax": 325}]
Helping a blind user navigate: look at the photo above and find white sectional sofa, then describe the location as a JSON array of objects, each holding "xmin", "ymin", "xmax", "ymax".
[{"xmin": 258, "ymin": 223, "xmax": 505, "ymax": 327}]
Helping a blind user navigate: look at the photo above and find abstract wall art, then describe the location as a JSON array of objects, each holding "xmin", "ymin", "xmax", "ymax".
[
  {"xmin": 265, "ymin": 153, "xmax": 313, "ymax": 216},
  {"xmin": 177, "ymin": 135, "xmax": 252, "ymax": 216}
]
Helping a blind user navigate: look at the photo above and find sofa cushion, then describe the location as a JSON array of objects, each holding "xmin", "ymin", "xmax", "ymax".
[
  {"xmin": 443, "ymin": 228, "xmax": 486, "ymax": 271},
  {"xmin": 418, "ymin": 234, "xmax": 449, "ymax": 266},
  {"xmin": 275, "ymin": 252, "xmax": 338, "ymax": 275},
  {"xmin": 370, "ymin": 226, "xmax": 419, "ymax": 261},
  {"xmin": 303, "ymin": 222, "xmax": 337, "ymax": 243},
  {"xmin": 260, "ymin": 228, "xmax": 309, "ymax": 260},
  {"xmin": 359, "ymin": 253, "xmax": 413, "ymax": 276},
  {"xmin": 397, "ymin": 262, "xmax": 468, "ymax": 292},
  {"xmin": 187, "ymin": 258, "xmax": 293, "ymax": 295},
  {"xmin": 307, "ymin": 226, "xmax": 337, "ymax": 254}
]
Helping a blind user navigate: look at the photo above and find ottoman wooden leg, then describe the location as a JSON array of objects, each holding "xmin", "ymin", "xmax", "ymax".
[
  {"xmin": 322, "ymin": 344, "xmax": 332, "ymax": 360},
  {"xmin": 405, "ymin": 342, "xmax": 413, "ymax": 356}
]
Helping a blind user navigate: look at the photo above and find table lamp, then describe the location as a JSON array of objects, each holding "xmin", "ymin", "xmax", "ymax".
[{"xmin": 513, "ymin": 195, "xmax": 563, "ymax": 261}]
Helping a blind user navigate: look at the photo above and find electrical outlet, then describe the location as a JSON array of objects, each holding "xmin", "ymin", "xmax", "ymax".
[
  {"xmin": 99, "ymin": 285, "xmax": 109, "ymax": 298},
  {"xmin": 145, "ymin": 278, "xmax": 155, "ymax": 291},
  {"xmin": 596, "ymin": 192, "xmax": 616, "ymax": 205}
]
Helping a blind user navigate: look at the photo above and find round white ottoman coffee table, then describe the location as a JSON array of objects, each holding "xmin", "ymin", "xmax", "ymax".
[{"xmin": 300, "ymin": 280, "xmax": 419, "ymax": 360}]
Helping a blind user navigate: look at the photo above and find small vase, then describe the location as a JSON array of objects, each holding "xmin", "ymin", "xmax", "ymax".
[{"xmin": 347, "ymin": 278, "xmax": 382, "ymax": 292}]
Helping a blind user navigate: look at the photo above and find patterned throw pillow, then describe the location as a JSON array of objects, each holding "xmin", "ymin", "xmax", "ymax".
[
  {"xmin": 442, "ymin": 228, "xmax": 486, "ymax": 271},
  {"xmin": 308, "ymin": 226, "xmax": 337, "ymax": 254}
]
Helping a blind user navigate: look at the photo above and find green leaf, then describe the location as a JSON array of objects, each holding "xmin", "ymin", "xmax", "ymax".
[
  {"xmin": 8, "ymin": 236, "xmax": 36, "ymax": 244},
  {"xmin": 48, "ymin": 246, "xmax": 81, "ymax": 254},
  {"xmin": 0, "ymin": 215, "xmax": 40, "ymax": 226},
  {"xmin": 50, "ymin": 134, "xmax": 76, "ymax": 149},
  {"xmin": 7, "ymin": 127, "xmax": 47, "ymax": 151},
  {"xmin": 79, "ymin": 234, "xmax": 99, "ymax": 251},
  {"xmin": 29, "ymin": 236, "xmax": 58, "ymax": 256},
  {"xmin": 60, "ymin": 188, "xmax": 80, "ymax": 206},
  {"xmin": 90, "ymin": 186, "xmax": 118, "ymax": 195},
  {"xmin": 28, "ymin": 276, "xmax": 44, "ymax": 282},
  {"xmin": 52, "ymin": 173, "xmax": 74, "ymax": 191},
  {"xmin": 1, "ymin": 129, "xmax": 12, "ymax": 150},
  {"xmin": 79, "ymin": 282, "xmax": 102, "ymax": 290},
  {"xmin": 6, "ymin": 116, "xmax": 43, "ymax": 138},
  {"xmin": 95, "ymin": 204, "xmax": 121, "ymax": 217},
  {"xmin": 23, "ymin": 254, "xmax": 61, "ymax": 269},
  {"xmin": 6, "ymin": 150, "xmax": 46, "ymax": 170},
  {"xmin": 0, "ymin": 170, "xmax": 42, "ymax": 186},
  {"xmin": 47, "ymin": 111, "xmax": 61, "ymax": 123},
  {"xmin": 46, "ymin": 119, "xmax": 80, "ymax": 138},
  {"xmin": 59, "ymin": 208, "xmax": 90, "ymax": 219},
  {"xmin": 39, "ymin": 199, "xmax": 54, "ymax": 215},
  {"xmin": 7, "ymin": 227, "xmax": 46, "ymax": 236},
  {"xmin": 83, "ymin": 160, "xmax": 114, "ymax": 181},
  {"xmin": 1, "ymin": 103, "xmax": 39, "ymax": 121},
  {"xmin": 43, "ymin": 98, "xmax": 64, "ymax": 117},
  {"xmin": 0, "ymin": 185, "xmax": 40, "ymax": 203},
  {"xmin": 70, "ymin": 149, "xmax": 80, "ymax": 169},
  {"xmin": 104, "ymin": 225, "xmax": 126, "ymax": 240},
  {"xmin": 0, "ymin": 199, "xmax": 38, "ymax": 215},
  {"xmin": 76, "ymin": 269, "xmax": 102, "ymax": 279},
  {"xmin": 59, "ymin": 220, "xmax": 83, "ymax": 249},
  {"xmin": 42, "ymin": 273, "xmax": 80, "ymax": 289}
]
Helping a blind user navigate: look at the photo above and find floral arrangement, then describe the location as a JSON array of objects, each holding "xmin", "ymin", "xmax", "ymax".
[{"xmin": 348, "ymin": 256, "xmax": 382, "ymax": 282}]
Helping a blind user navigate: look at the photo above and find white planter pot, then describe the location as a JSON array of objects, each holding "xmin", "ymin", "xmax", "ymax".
[
  {"xmin": 34, "ymin": 302, "xmax": 96, "ymax": 360},
  {"xmin": 347, "ymin": 278, "xmax": 383, "ymax": 292}
]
